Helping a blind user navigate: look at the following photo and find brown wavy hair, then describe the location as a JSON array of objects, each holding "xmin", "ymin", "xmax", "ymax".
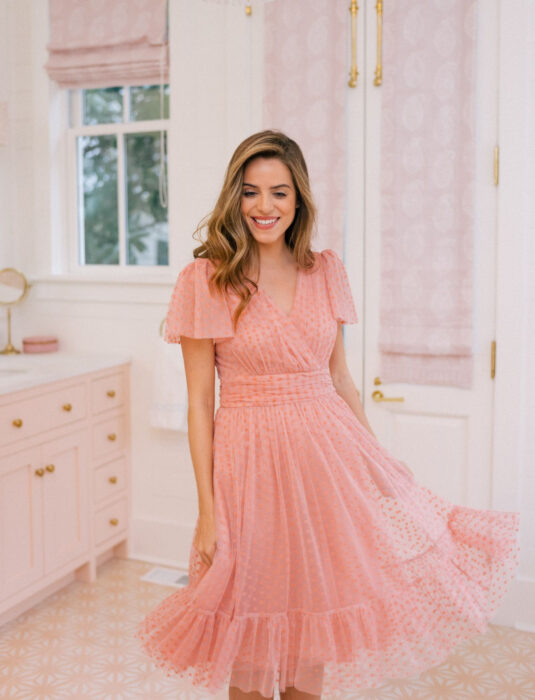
[{"xmin": 191, "ymin": 129, "xmax": 319, "ymax": 331}]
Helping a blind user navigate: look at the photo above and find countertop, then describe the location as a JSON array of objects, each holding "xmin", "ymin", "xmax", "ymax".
[{"xmin": 0, "ymin": 351, "xmax": 132, "ymax": 396}]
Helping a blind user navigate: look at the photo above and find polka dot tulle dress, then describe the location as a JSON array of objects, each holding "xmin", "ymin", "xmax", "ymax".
[{"xmin": 135, "ymin": 248, "xmax": 521, "ymax": 698}]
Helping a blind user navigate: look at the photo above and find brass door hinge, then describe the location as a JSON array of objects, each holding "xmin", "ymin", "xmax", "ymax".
[
  {"xmin": 494, "ymin": 145, "xmax": 499, "ymax": 186},
  {"xmin": 491, "ymin": 340, "xmax": 496, "ymax": 379}
]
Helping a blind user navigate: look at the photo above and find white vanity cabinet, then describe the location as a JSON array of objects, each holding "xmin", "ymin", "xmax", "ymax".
[{"xmin": 0, "ymin": 353, "xmax": 132, "ymax": 626}]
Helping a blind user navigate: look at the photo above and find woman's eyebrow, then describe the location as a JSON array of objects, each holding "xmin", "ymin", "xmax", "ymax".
[{"xmin": 242, "ymin": 183, "xmax": 291, "ymax": 189}]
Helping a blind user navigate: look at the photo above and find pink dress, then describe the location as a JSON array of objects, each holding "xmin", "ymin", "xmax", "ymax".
[{"xmin": 135, "ymin": 248, "xmax": 520, "ymax": 698}]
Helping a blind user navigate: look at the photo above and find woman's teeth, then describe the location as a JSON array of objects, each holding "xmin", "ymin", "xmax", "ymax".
[{"xmin": 252, "ymin": 217, "xmax": 279, "ymax": 228}]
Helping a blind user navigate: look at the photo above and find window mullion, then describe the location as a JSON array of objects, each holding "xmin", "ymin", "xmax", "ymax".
[
  {"xmin": 75, "ymin": 135, "xmax": 85, "ymax": 266},
  {"xmin": 117, "ymin": 132, "xmax": 127, "ymax": 267},
  {"xmin": 124, "ymin": 85, "xmax": 130, "ymax": 122}
]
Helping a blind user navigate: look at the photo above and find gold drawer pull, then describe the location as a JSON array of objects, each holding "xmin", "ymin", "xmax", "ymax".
[
  {"xmin": 107, "ymin": 433, "xmax": 117, "ymax": 442},
  {"xmin": 35, "ymin": 468, "xmax": 45, "ymax": 477},
  {"xmin": 109, "ymin": 518, "xmax": 119, "ymax": 526},
  {"xmin": 107, "ymin": 389, "xmax": 116, "ymax": 398},
  {"xmin": 62, "ymin": 403, "xmax": 72, "ymax": 412},
  {"xmin": 12, "ymin": 418, "xmax": 23, "ymax": 428},
  {"xmin": 45, "ymin": 464, "xmax": 55, "ymax": 473},
  {"xmin": 109, "ymin": 476, "xmax": 118, "ymax": 484},
  {"xmin": 372, "ymin": 390, "xmax": 405, "ymax": 403}
]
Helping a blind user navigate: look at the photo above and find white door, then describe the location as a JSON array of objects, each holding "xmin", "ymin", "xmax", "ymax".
[{"xmin": 345, "ymin": 1, "xmax": 499, "ymax": 509}]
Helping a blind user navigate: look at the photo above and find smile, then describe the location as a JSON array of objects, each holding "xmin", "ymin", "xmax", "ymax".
[{"xmin": 252, "ymin": 217, "xmax": 279, "ymax": 229}]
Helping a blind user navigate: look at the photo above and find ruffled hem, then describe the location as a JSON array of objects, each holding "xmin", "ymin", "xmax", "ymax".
[{"xmin": 134, "ymin": 506, "xmax": 520, "ymax": 698}]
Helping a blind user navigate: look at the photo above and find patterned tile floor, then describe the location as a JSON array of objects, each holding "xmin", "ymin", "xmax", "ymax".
[{"xmin": 0, "ymin": 557, "xmax": 534, "ymax": 700}]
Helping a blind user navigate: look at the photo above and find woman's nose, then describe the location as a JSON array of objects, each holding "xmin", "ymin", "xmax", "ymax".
[{"xmin": 256, "ymin": 194, "xmax": 274, "ymax": 213}]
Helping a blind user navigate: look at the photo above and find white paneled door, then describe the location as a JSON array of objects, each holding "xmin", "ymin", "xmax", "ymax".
[{"xmin": 345, "ymin": 1, "xmax": 499, "ymax": 510}]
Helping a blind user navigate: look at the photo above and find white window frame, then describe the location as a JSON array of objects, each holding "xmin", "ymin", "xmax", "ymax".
[{"xmin": 66, "ymin": 86, "xmax": 171, "ymax": 276}]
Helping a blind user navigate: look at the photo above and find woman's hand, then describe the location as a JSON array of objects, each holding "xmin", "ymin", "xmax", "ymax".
[{"xmin": 193, "ymin": 513, "xmax": 217, "ymax": 567}]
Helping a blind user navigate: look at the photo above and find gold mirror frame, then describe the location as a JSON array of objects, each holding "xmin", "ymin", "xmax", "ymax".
[{"xmin": 0, "ymin": 267, "xmax": 31, "ymax": 355}]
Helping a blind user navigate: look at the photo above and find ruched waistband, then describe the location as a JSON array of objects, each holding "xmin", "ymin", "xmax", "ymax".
[{"xmin": 219, "ymin": 368, "xmax": 337, "ymax": 407}]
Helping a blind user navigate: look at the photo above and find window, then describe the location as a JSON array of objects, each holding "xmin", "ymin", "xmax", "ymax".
[{"xmin": 68, "ymin": 84, "xmax": 170, "ymax": 268}]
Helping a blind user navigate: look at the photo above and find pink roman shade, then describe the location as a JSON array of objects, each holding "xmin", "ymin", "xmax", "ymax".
[
  {"xmin": 44, "ymin": 0, "xmax": 169, "ymax": 89},
  {"xmin": 263, "ymin": 0, "xmax": 347, "ymax": 254},
  {"xmin": 378, "ymin": 0, "xmax": 477, "ymax": 388}
]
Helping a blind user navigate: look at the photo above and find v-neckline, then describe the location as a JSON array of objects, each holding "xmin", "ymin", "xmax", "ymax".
[{"xmin": 257, "ymin": 265, "xmax": 302, "ymax": 319}]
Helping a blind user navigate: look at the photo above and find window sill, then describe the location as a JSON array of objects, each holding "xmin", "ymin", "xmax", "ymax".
[
  {"xmin": 30, "ymin": 272, "xmax": 176, "ymax": 286},
  {"xmin": 27, "ymin": 272, "xmax": 177, "ymax": 305}
]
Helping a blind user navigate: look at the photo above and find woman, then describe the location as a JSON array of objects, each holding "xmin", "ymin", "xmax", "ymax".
[{"xmin": 135, "ymin": 130, "xmax": 520, "ymax": 700}]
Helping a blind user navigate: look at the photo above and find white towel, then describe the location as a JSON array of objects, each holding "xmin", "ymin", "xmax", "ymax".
[{"xmin": 149, "ymin": 336, "xmax": 188, "ymax": 431}]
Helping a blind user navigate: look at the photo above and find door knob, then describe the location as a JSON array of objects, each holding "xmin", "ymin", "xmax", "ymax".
[
  {"xmin": 45, "ymin": 464, "xmax": 55, "ymax": 472},
  {"xmin": 35, "ymin": 468, "xmax": 45, "ymax": 477}
]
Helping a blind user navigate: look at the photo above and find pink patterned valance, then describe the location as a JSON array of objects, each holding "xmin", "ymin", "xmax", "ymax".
[{"xmin": 44, "ymin": 0, "xmax": 169, "ymax": 89}]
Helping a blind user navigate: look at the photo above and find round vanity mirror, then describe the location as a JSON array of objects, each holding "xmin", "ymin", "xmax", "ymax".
[
  {"xmin": 0, "ymin": 267, "xmax": 30, "ymax": 306},
  {"xmin": 0, "ymin": 267, "xmax": 31, "ymax": 355}
]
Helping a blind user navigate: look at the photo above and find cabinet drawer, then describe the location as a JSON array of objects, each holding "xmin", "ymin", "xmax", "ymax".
[
  {"xmin": 0, "ymin": 382, "xmax": 87, "ymax": 446},
  {"xmin": 92, "ymin": 413, "xmax": 127, "ymax": 460},
  {"xmin": 94, "ymin": 496, "xmax": 128, "ymax": 545},
  {"xmin": 91, "ymin": 372, "xmax": 125, "ymax": 415},
  {"xmin": 94, "ymin": 456, "xmax": 127, "ymax": 504}
]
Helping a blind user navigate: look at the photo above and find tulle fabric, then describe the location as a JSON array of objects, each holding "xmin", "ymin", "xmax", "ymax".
[
  {"xmin": 163, "ymin": 256, "xmax": 234, "ymax": 344},
  {"xmin": 136, "ymin": 249, "xmax": 521, "ymax": 698}
]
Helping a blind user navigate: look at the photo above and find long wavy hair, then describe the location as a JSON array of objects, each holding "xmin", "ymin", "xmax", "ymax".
[{"xmin": 191, "ymin": 129, "xmax": 319, "ymax": 331}]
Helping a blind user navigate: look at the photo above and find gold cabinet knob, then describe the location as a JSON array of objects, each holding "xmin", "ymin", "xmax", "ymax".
[
  {"xmin": 107, "ymin": 389, "xmax": 116, "ymax": 398},
  {"xmin": 12, "ymin": 418, "xmax": 23, "ymax": 428},
  {"xmin": 109, "ymin": 518, "xmax": 119, "ymax": 526},
  {"xmin": 35, "ymin": 468, "xmax": 45, "ymax": 477},
  {"xmin": 45, "ymin": 464, "xmax": 55, "ymax": 473},
  {"xmin": 62, "ymin": 403, "xmax": 72, "ymax": 412},
  {"xmin": 107, "ymin": 432, "xmax": 117, "ymax": 442},
  {"xmin": 109, "ymin": 475, "xmax": 117, "ymax": 484},
  {"xmin": 372, "ymin": 390, "xmax": 405, "ymax": 402}
]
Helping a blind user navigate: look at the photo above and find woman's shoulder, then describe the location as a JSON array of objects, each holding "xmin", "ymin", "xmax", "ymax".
[
  {"xmin": 309, "ymin": 248, "xmax": 345, "ymax": 275},
  {"xmin": 178, "ymin": 256, "xmax": 216, "ymax": 275},
  {"xmin": 317, "ymin": 248, "xmax": 342, "ymax": 264}
]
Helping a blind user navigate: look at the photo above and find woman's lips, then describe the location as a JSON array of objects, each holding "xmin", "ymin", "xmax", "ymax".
[{"xmin": 251, "ymin": 217, "xmax": 279, "ymax": 230}]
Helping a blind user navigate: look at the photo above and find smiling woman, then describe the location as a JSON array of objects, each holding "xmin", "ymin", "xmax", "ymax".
[{"xmin": 135, "ymin": 130, "xmax": 520, "ymax": 700}]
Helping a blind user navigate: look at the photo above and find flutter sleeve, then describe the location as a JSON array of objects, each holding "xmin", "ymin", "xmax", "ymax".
[
  {"xmin": 163, "ymin": 257, "xmax": 235, "ymax": 344},
  {"xmin": 321, "ymin": 248, "xmax": 359, "ymax": 324}
]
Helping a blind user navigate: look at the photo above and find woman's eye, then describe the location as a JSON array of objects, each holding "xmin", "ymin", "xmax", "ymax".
[
  {"xmin": 274, "ymin": 192, "xmax": 287, "ymax": 198},
  {"xmin": 243, "ymin": 191, "xmax": 255, "ymax": 197}
]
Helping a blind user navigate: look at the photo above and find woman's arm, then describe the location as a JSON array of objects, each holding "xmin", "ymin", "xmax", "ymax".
[
  {"xmin": 180, "ymin": 335, "xmax": 217, "ymax": 565},
  {"xmin": 328, "ymin": 322, "xmax": 377, "ymax": 438}
]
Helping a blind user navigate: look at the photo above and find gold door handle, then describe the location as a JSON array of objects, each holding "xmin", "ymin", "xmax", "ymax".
[
  {"xmin": 374, "ymin": 0, "xmax": 383, "ymax": 86},
  {"xmin": 45, "ymin": 464, "xmax": 55, "ymax": 473},
  {"xmin": 35, "ymin": 468, "xmax": 45, "ymax": 477},
  {"xmin": 348, "ymin": 0, "xmax": 359, "ymax": 87},
  {"xmin": 107, "ymin": 432, "xmax": 117, "ymax": 442},
  {"xmin": 109, "ymin": 518, "xmax": 119, "ymax": 526},
  {"xmin": 107, "ymin": 389, "xmax": 116, "ymax": 398},
  {"xmin": 12, "ymin": 418, "xmax": 23, "ymax": 428},
  {"xmin": 62, "ymin": 403, "xmax": 72, "ymax": 412},
  {"xmin": 109, "ymin": 476, "xmax": 117, "ymax": 484},
  {"xmin": 372, "ymin": 390, "xmax": 405, "ymax": 402}
]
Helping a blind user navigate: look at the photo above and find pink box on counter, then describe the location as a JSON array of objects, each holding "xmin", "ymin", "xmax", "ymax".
[{"xmin": 22, "ymin": 336, "xmax": 59, "ymax": 353}]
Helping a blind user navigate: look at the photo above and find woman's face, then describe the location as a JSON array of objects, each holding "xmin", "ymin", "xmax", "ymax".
[{"xmin": 240, "ymin": 157, "xmax": 298, "ymax": 245}]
